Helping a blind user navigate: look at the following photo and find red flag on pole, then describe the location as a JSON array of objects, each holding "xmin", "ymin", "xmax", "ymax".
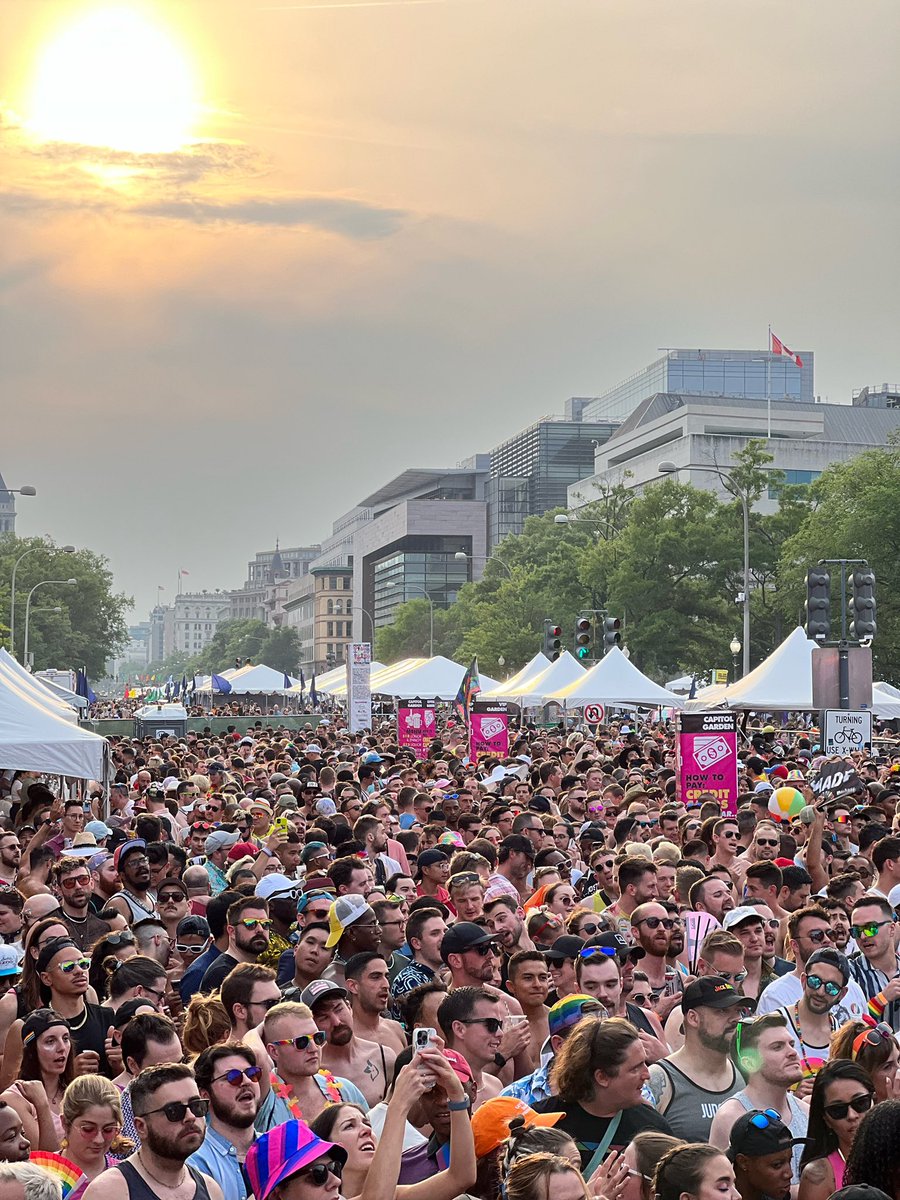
[{"xmin": 771, "ymin": 331, "xmax": 803, "ymax": 368}]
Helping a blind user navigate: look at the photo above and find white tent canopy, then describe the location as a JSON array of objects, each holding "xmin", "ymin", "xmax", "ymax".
[
  {"xmin": 373, "ymin": 656, "xmax": 500, "ymax": 701},
  {"xmin": 0, "ymin": 650, "xmax": 79, "ymax": 723},
  {"xmin": 486, "ymin": 651, "xmax": 587, "ymax": 706},
  {"xmin": 220, "ymin": 664, "xmax": 300, "ymax": 694},
  {"xmin": 328, "ymin": 659, "xmax": 427, "ymax": 700},
  {"xmin": 290, "ymin": 662, "xmax": 388, "ymax": 697},
  {"xmin": 0, "ymin": 667, "xmax": 107, "ymax": 778},
  {"xmin": 481, "ymin": 652, "xmax": 552, "ymax": 700},
  {"xmin": 548, "ymin": 647, "xmax": 684, "ymax": 708}
]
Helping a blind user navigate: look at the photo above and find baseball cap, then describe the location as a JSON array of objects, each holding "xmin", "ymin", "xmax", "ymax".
[
  {"xmin": 85, "ymin": 820, "xmax": 112, "ymax": 840},
  {"xmin": 315, "ymin": 798, "xmax": 338, "ymax": 817},
  {"xmin": 724, "ymin": 906, "xmax": 765, "ymax": 931},
  {"xmin": 440, "ymin": 922, "xmax": 495, "ymax": 962},
  {"xmin": 682, "ymin": 976, "xmax": 757, "ymax": 1013},
  {"xmin": 544, "ymin": 934, "xmax": 586, "ymax": 963},
  {"xmin": 305, "ymin": 744, "xmax": 323, "ymax": 755},
  {"xmin": 470, "ymin": 1097, "xmax": 564, "ymax": 1158},
  {"xmin": 442, "ymin": 1049, "xmax": 474, "ymax": 1084},
  {"xmin": 416, "ymin": 849, "xmax": 450, "ymax": 871},
  {"xmin": 727, "ymin": 1109, "xmax": 795, "ymax": 1161},
  {"xmin": 146, "ymin": 782, "xmax": 165, "ymax": 798},
  {"xmin": 806, "ymin": 947, "xmax": 851, "ymax": 983},
  {"xmin": 325, "ymin": 894, "xmax": 371, "ymax": 948},
  {"xmin": 548, "ymin": 994, "xmax": 604, "ymax": 1037},
  {"xmin": 207, "ymin": 762, "xmax": 226, "ymax": 774},
  {"xmin": 300, "ymin": 841, "xmax": 330, "ymax": 865},
  {"xmin": 0, "ymin": 945, "xmax": 21, "ymax": 978},
  {"xmin": 228, "ymin": 841, "xmax": 260, "ymax": 862},
  {"xmin": 300, "ymin": 978, "xmax": 348, "ymax": 1010},
  {"xmin": 362, "ymin": 751, "xmax": 382, "ymax": 764},
  {"xmin": 255, "ymin": 874, "xmax": 300, "ymax": 902},
  {"xmin": 176, "ymin": 915, "xmax": 210, "ymax": 939},
  {"xmin": 246, "ymin": 1119, "xmax": 347, "ymax": 1200},
  {"xmin": 113, "ymin": 839, "xmax": 147, "ymax": 871},
  {"xmin": 205, "ymin": 830, "xmax": 241, "ymax": 855},
  {"xmin": 22, "ymin": 1008, "xmax": 68, "ymax": 1046},
  {"xmin": 87, "ymin": 851, "xmax": 111, "ymax": 872}
]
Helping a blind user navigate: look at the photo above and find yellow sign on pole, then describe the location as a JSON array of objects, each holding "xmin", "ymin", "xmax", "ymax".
[{"xmin": 712, "ymin": 669, "xmax": 729, "ymax": 685}]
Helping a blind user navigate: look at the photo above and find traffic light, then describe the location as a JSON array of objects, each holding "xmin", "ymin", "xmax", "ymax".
[
  {"xmin": 602, "ymin": 616, "xmax": 621, "ymax": 652},
  {"xmin": 849, "ymin": 568, "xmax": 876, "ymax": 642},
  {"xmin": 234, "ymin": 657, "xmax": 242, "ymax": 671},
  {"xmin": 805, "ymin": 567, "xmax": 831, "ymax": 643},
  {"xmin": 574, "ymin": 616, "xmax": 592, "ymax": 660},
  {"xmin": 543, "ymin": 619, "xmax": 562, "ymax": 661}
]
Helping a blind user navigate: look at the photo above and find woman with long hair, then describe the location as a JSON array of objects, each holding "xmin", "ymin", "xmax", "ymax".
[
  {"xmin": 653, "ymin": 1144, "xmax": 740, "ymax": 1200},
  {"xmin": 620, "ymin": 1132, "xmax": 682, "ymax": 1200},
  {"xmin": 470, "ymin": 1102, "xmax": 577, "ymax": 1200},
  {"xmin": 60, "ymin": 1074, "xmax": 133, "ymax": 1200},
  {"xmin": 505, "ymin": 1152, "xmax": 590, "ymax": 1200},
  {"xmin": 0, "ymin": 916, "xmax": 71, "ymax": 1089},
  {"xmin": 3, "ymin": 1009, "xmax": 76, "ymax": 1149},
  {"xmin": 87, "ymin": 932, "xmax": 136, "ymax": 1002},
  {"xmin": 798, "ymin": 1061, "xmax": 874, "ymax": 1200},
  {"xmin": 831, "ymin": 1020, "xmax": 900, "ymax": 1103},
  {"xmin": 843, "ymin": 1098, "xmax": 900, "ymax": 1197}
]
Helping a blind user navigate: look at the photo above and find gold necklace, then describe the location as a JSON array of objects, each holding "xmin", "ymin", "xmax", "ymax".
[{"xmin": 138, "ymin": 1151, "xmax": 186, "ymax": 1191}]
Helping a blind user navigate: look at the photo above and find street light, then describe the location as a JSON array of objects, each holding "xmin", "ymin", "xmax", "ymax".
[
  {"xmin": 659, "ymin": 460, "xmax": 751, "ymax": 677},
  {"xmin": 453, "ymin": 551, "xmax": 512, "ymax": 578},
  {"xmin": 404, "ymin": 586, "xmax": 434, "ymax": 656},
  {"xmin": 353, "ymin": 605, "xmax": 375, "ymax": 644},
  {"xmin": 729, "ymin": 636, "xmax": 741, "ymax": 683},
  {"xmin": 9, "ymin": 543, "xmax": 75, "ymax": 656},
  {"xmin": 6, "ymin": 486, "xmax": 37, "ymax": 496},
  {"xmin": 23, "ymin": 579, "xmax": 77, "ymax": 668}
]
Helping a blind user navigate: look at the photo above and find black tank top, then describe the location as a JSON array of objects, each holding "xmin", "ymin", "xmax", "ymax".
[{"xmin": 115, "ymin": 1160, "xmax": 213, "ymax": 1200}]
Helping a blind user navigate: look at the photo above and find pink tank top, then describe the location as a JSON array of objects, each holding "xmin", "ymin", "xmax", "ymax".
[{"xmin": 827, "ymin": 1150, "xmax": 845, "ymax": 1192}]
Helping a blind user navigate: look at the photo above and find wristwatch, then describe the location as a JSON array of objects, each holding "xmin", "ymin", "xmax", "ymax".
[{"xmin": 493, "ymin": 1052, "xmax": 507, "ymax": 1069}]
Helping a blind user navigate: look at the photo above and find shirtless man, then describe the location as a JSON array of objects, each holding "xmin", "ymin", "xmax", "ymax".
[
  {"xmin": 303, "ymin": 978, "xmax": 397, "ymax": 1107},
  {"xmin": 344, "ymin": 952, "xmax": 407, "ymax": 1055}
]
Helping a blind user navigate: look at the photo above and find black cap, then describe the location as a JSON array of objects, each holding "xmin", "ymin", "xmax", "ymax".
[
  {"xmin": 544, "ymin": 934, "xmax": 586, "ymax": 962},
  {"xmin": 682, "ymin": 976, "xmax": 757, "ymax": 1013},
  {"xmin": 806, "ymin": 947, "xmax": 850, "ymax": 984},
  {"xmin": 441, "ymin": 922, "xmax": 495, "ymax": 962},
  {"xmin": 416, "ymin": 848, "xmax": 450, "ymax": 872},
  {"xmin": 830, "ymin": 1189, "xmax": 893, "ymax": 1200},
  {"xmin": 176, "ymin": 915, "xmax": 210, "ymax": 939},
  {"xmin": 578, "ymin": 823, "xmax": 607, "ymax": 842},
  {"xmin": 728, "ymin": 1110, "xmax": 794, "ymax": 1161},
  {"xmin": 528, "ymin": 797, "xmax": 552, "ymax": 814}
]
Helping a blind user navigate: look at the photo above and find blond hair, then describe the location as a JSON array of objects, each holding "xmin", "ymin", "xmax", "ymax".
[
  {"xmin": 506, "ymin": 1153, "xmax": 589, "ymax": 1200},
  {"xmin": 182, "ymin": 992, "xmax": 231, "ymax": 1058},
  {"xmin": 61, "ymin": 1074, "xmax": 133, "ymax": 1158}
]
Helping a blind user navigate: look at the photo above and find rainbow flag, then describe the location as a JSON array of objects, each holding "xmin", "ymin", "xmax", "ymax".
[
  {"xmin": 454, "ymin": 656, "xmax": 481, "ymax": 726},
  {"xmin": 29, "ymin": 1152, "xmax": 83, "ymax": 1198}
]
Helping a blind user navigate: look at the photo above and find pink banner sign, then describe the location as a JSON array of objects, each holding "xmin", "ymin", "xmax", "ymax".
[
  {"xmin": 470, "ymin": 702, "xmax": 510, "ymax": 761},
  {"xmin": 397, "ymin": 701, "xmax": 437, "ymax": 758},
  {"xmin": 677, "ymin": 711, "xmax": 739, "ymax": 815}
]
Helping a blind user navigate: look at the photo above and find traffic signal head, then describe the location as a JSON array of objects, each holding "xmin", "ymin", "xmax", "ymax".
[
  {"xmin": 805, "ymin": 567, "xmax": 831, "ymax": 643},
  {"xmin": 849, "ymin": 568, "xmax": 876, "ymax": 642},
  {"xmin": 602, "ymin": 616, "xmax": 622, "ymax": 651},
  {"xmin": 543, "ymin": 620, "xmax": 562, "ymax": 661},
  {"xmin": 575, "ymin": 616, "xmax": 592, "ymax": 660}
]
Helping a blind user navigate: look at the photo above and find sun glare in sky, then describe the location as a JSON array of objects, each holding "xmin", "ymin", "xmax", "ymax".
[{"xmin": 27, "ymin": 6, "xmax": 198, "ymax": 153}]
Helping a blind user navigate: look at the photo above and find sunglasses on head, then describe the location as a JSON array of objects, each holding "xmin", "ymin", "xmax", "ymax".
[
  {"xmin": 578, "ymin": 945, "xmax": 618, "ymax": 961},
  {"xmin": 58, "ymin": 958, "xmax": 90, "ymax": 974},
  {"xmin": 140, "ymin": 1098, "xmax": 210, "ymax": 1123},
  {"xmin": 806, "ymin": 973, "xmax": 842, "ymax": 997},
  {"xmin": 824, "ymin": 1092, "xmax": 873, "ymax": 1121},
  {"xmin": 270, "ymin": 1031, "xmax": 327, "ymax": 1051},
  {"xmin": 296, "ymin": 1160, "xmax": 344, "ymax": 1188},
  {"xmin": 212, "ymin": 1065, "xmax": 263, "ymax": 1086},
  {"xmin": 748, "ymin": 1108, "xmax": 782, "ymax": 1130},
  {"xmin": 852, "ymin": 1021, "xmax": 893, "ymax": 1058},
  {"xmin": 105, "ymin": 932, "xmax": 135, "ymax": 947}
]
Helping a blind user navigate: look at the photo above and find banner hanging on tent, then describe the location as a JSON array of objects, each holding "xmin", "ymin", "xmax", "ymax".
[
  {"xmin": 676, "ymin": 710, "xmax": 739, "ymax": 814},
  {"xmin": 347, "ymin": 643, "xmax": 372, "ymax": 734},
  {"xmin": 470, "ymin": 701, "xmax": 510, "ymax": 761},
  {"xmin": 397, "ymin": 698, "xmax": 437, "ymax": 757}
]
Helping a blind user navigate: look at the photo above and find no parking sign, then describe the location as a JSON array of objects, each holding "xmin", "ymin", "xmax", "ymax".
[{"xmin": 584, "ymin": 703, "xmax": 605, "ymax": 725}]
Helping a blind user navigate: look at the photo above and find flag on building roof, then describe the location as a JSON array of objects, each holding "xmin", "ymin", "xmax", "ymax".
[
  {"xmin": 454, "ymin": 657, "xmax": 481, "ymax": 725},
  {"xmin": 770, "ymin": 331, "xmax": 803, "ymax": 368}
]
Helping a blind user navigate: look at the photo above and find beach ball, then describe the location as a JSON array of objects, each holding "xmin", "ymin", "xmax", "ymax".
[{"xmin": 768, "ymin": 787, "xmax": 805, "ymax": 822}]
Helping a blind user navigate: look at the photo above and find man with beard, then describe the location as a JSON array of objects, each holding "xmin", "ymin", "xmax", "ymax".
[
  {"xmin": 483, "ymin": 893, "xmax": 535, "ymax": 958},
  {"xmin": 303, "ymin": 978, "xmax": 396, "ymax": 1107},
  {"xmin": 755, "ymin": 904, "xmax": 867, "ymax": 1020},
  {"xmin": 344, "ymin": 952, "xmax": 407, "ymax": 1053},
  {"xmin": 82, "ymin": 1062, "xmax": 222, "ymax": 1200},
  {"xmin": 190, "ymin": 1043, "xmax": 263, "ymax": 1200},
  {"xmin": 709, "ymin": 1012, "xmax": 809, "ymax": 1184},
  {"xmin": 629, "ymin": 902, "xmax": 681, "ymax": 1005},
  {"xmin": 258, "ymin": 1000, "xmax": 369, "ymax": 1130},
  {"xmin": 200, "ymin": 896, "xmax": 272, "ymax": 993},
  {"xmin": 646, "ymin": 977, "xmax": 750, "ymax": 1141},
  {"xmin": 689, "ymin": 875, "xmax": 736, "ymax": 924},
  {"xmin": 0, "ymin": 833, "xmax": 20, "ymax": 887},
  {"xmin": 88, "ymin": 851, "xmax": 123, "ymax": 914},
  {"xmin": 107, "ymin": 840, "xmax": 158, "ymax": 925},
  {"xmin": 772, "ymin": 948, "xmax": 850, "ymax": 1085}
]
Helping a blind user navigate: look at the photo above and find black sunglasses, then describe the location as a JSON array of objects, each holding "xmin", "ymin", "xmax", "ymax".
[
  {"xmin": 296, "ymin": 1160, "xmax": 344, "ymax": 1187},
  {"xmin": 140, "ymin": 1098, "xmax": 210, "ymax": 1123},
  {"xmin": 824, "ymin": 1093, "xmax": 873, "ymax": 1121},
  {"xmin": 459, "ymin": 1016, "xmax": 503, "ymax": 1033}
]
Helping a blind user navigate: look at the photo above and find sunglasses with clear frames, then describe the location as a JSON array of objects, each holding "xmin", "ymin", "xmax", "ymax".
[
  {"xmin": 269, "ymin": 1031, "xmax": 327, "ymax": 1051},
  {"xmin": 60, "ymin": 875, "xmax": 91, "ymax": 890}
]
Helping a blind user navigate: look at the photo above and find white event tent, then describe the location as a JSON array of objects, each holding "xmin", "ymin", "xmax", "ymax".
[
  {"xmin": 328, "ymin": 659, "xmax": 427, "ymax": 699},
  {"xmin": 222, "ymin": 664, "xmax": 300, "ymax": 694},
  {"xmin": 290, "ymin": 662, "xmax": 388, "ymax": 697},
  {"xmin": 548, "ymin": 647, "xmax": 684, "ymax": 708},
  {"xmin": 0, "ymin": 650, "xmax": 79, "ymax": 722},
  {"xmin": 480, "ymin": 652, "xmax": 551, "ymax": 700},
  {"xmin": 373, "ymin": 656, "xmax": 501, "ymax": 701},
  {"xmin": 0, "ymin": 666, "xmax": 107, "ymax": 778},
  {"xmin": 483, "ymin": 651, "xmax": 586, "ymax": 706}
]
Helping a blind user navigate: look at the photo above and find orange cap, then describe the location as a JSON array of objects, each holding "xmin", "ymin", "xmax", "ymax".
[{"xmin": 470, "ymin": 1096, "xmax": 564, "ymax": 1157}]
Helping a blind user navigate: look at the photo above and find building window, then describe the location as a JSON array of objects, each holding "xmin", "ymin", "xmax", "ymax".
[
  {"xmin": 326, "ymin": 599, "xmax": 333, "ymax": 615},
  {"xmin": 327, "ymin": 621, "xmax": 333, "ymax": 636}
]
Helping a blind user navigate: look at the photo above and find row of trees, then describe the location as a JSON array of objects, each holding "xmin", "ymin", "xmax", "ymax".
[
  {"xmin": 0, "ymin": 537, "xmax": 131, "ymax": 676},
  {"xmin": 148, "ymin": 618, "xmax": 302, "ymax": 680},
  {"xmin": 376, "ymin": 437, "xmax": 900, "ymax": 682}
]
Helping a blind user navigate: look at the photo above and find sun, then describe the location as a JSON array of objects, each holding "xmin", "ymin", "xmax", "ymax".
[{"xmin": 27, "ymin": 6, "xmax": 198, "ymax": 154}]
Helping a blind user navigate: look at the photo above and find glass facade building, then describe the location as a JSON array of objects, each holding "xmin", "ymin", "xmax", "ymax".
[
  {"xmin": 372, "ymin": 538, "xmax": 470, "ymax": 627},
  {"xmin": 487, "ymin": 418, "xmax": 617, "ymax": 546},
  {"xmin": 582, "ymin": 348, "xmax": 814, "ymax": 423}
]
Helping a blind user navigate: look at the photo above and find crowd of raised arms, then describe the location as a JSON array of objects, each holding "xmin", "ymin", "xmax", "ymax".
[{"xmin": 1, "ymin": 717, "xmax": 900, "ymax": 1200}]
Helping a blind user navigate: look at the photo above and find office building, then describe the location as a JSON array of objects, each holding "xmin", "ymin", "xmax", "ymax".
[
  {"xmin": 160, "ymin": 591, "xmax": 232, "ymax": 660},
  {"xmin": 0, "ymin": 471, "xmax": 17, "ymax": 535},
  {"xmin": 282, "ymin": 565, "xmax": 354, "ymax": 674},
  {"xmin": 226, "ymin": 541, "xmax": 321, "ymax": 623}
]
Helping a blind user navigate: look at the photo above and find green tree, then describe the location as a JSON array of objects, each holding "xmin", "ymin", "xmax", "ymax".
[
  {"xmin": 0, "ymin": 536, "xmax": 130, "ymax": 675},
  {"xmin": 374, "ymin": 600, "xmax": 454, "ymax": 662},
  {"xmin": 258, "ymin": 626, "xmax": 301, "ymax": 674},
  {"xmin": 778, "ymin": 436, "xmax": 900, "ymax": 677},
  {"xmin": 190, "ymin": 619, "xmax": 271, "ymax": 673}
]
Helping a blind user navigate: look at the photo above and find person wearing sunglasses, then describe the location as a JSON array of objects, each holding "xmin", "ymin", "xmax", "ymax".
[
  {"xmin": 846, "ymin": 896, "xmax": 900, "ymax": 1033},
  {"xmin": 831, "ymin": 1017, "xmax": 900, "ymax": 1102},
  {"xmin": 96, "ymin": 1062, "xmax": 215, "ymax": 1199},
  {"xmin": 199, "ymin": 895, "xmax": 273, "ymax": 994},
  {"xmin": 437, "ymin": 987, "xmax": 508, "ymax": 1107},
  {"xmin": 35, "ymin": 938, "xmax": 114, "ymax": 1078},
  {"xmin": 797, "ymin": 1061, "xmax": 875, "ymax": 1200},
  {"xmin": 629, "ymin": 904, "xmax": 679, "ymax": 1004},
  {"xmin": 773, "ymin": 948, "xmax": 852, "ymax": 1097},
  {"xmin": 755, "ymin": 906, "xmax": 868, "ymax": 1022},
  {"xmin": 190, "ymin": 1042, "xmax": 264, "ymax": 1198},
  {"xmin": 52, "ymin": 858, "xmax": 112, "ymax": 954},
  {"xmin": 246, "ymin": 1116, "xmax": 347, "ymax": 1200}
]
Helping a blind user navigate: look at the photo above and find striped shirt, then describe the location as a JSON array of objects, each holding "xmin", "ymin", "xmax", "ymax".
[{"xmin": 848, "ymin": 950, "xmax": 900, "ymax": 1031}]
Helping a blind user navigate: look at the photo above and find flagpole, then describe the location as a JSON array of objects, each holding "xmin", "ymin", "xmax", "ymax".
[{"xmin": 766, "ymin": 324, "xmax": 772, "ymax": 440}]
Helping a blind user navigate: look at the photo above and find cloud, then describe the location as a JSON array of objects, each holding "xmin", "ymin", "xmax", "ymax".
[{"xmin": 131, "ymin": 195, "xmax": 407, "ymax": 237}]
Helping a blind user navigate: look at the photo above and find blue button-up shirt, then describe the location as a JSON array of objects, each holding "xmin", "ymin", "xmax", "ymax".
[{"xmin": 188, "ymin": 1124, "xmax": 250, "ymax": 1200}]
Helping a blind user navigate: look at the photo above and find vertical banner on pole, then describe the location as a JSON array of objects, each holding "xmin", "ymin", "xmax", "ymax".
[
  {"xmin": 470, "ymin": 701, "xmax": 510, "ymax": 761},
  {"xmin": 347, "ymin": 643, "xmax": 372, "ymax": 734},
  {"xmin": 676, "ymin": 711, "xmax": 739, "ymax": 814},
  {"xmin": 397, "ymin": 698, "xmax": 437, "ymax": 757}
]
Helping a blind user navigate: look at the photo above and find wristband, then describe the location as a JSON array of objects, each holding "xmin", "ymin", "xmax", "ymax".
[
  {"xmin": 447, "ymin": 1098, "xmax": 470, "ymax": 1111},
  {"xmin": 493, "ymin": 1052, "xmax": 507, "ymax": 1069},
  {"xmin": 258, "ymin": 846, "xmax": 274, "ymax": 857}
]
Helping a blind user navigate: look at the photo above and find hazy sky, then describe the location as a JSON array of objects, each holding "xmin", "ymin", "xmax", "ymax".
[{"xmin": 2, "ymin": 0, "xmax": 898, "ymax": 621}]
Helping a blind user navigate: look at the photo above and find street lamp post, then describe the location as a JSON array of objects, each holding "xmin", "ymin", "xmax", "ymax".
[
  {"xmin": 354, "ymin": 605, "xmax": 375, "ymax": 644},
  {"xmin": 23, "ymin": 579, "xmax": 77, "ymax": 668},
  {"xmin": 453, "ymin": 551, "xmax": 513, "ymax": 579},
  {"xmin": 730, "ymin": 636, "xmax": 741, "ymax": 684},
  {"xmin": 9, "ymin": 542, "xmax": 75, "ymax": 657},
  {"xmin": 659, "ymin": 461, "xmax": 751, "ymax": 678},
  {"xmin": 404, "ymin": 586, "xmax": 434, "ymax": 656}
]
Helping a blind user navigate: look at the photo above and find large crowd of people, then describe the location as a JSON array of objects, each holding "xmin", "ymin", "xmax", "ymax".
[{"xmin": 0, "ymin": 717, "xmax": 899, "ymax": 1200}]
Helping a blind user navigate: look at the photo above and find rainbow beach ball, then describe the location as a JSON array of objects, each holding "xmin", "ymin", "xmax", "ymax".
[{"xmin": 768, "ymin": 786, "xmax": 805, "ymax": 822}]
